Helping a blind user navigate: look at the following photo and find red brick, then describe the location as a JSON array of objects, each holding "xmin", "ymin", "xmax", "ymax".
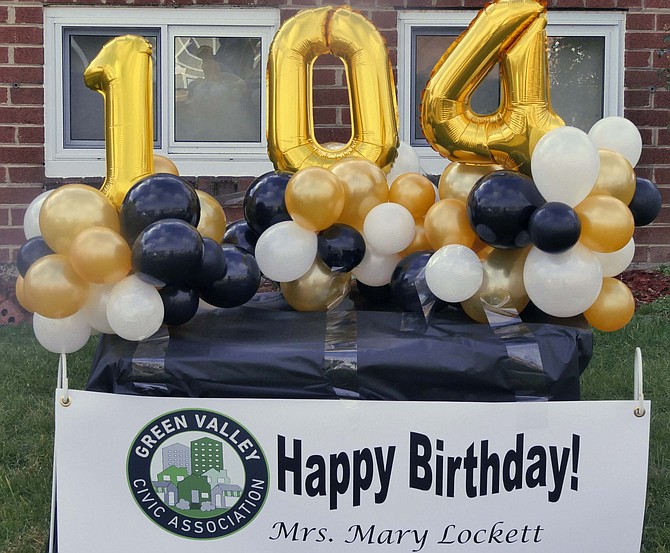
[
  {"xmin": 0, "ymin": 87, "xmax": 6, "ymax": 104},
  {"xmin": 315, "ymin": 54, "xmax": 341, "ymax": 68},
  {"xmin": 14, "ymin": 47, "xmax": 44, "ymax": 66},
  {"xmin": 652, "ymin": 52, "xmax": 670, "ymax": 69},
  {"xmin": 625, "ymin": 50, "xmax": 651, "ymax": 68},
  {"xmin": 341, "ymin": 106, "xmax": 351, "ymax": 125},
  {"xmin": 369, "ymin": 10, "xmax": 397, "ymax": 30},
  {"xmin": 1, "ymin": 227, "xmax": 27, "ymax": 247},
  {"xmin": 647, "ymin": 245, "xmax": 670, "ymax": 263},
  {"xmin": 652, "ymin": 90, "xmax": 670, "ymax": 109},
  {"xmin": 624, "ymin": 89, "xmax": 651, "ymax": 108},
  {"xmin": 17, "ymin": 126, "xmax": 43, "ymax": 144},
  {"xmin": 0, "ymin": 126, "xmax": 15, "ymax": 143},
  {"xmin": 0, "ymin": 209, "xmax": 8, "ymax": 227},
  {"xmin": 615, "ymin": 0, "xmax": 642, "ymax": 7},
  {"xmin": 380, "ymin": 29, "xmax": 397, "ymax": 48},
  {"xmin": 0, "ymin": 249, "xmax": 12, "ymax": 264},
  {"xmin": 435, "ymin": 0, "xmax": 464, "ymax": 7},
  {"xmin": 633, "ymin": 225, "xmax": 670, "ymax": 245},
  {"xmin": 0, "ymin": 186, "xmax": 44, "ymax": 203},
  {"xmin": 0, "ymin": 26, "xmax": 43, "ymax": 45},
  {"xmin": 657, "ymin": 14, "xmax": 670, "ymax": 32},
  {"xmin": 625, "ymin": 69, "xmax": 664, "ymax": 88},
  {"xmin": 14, "ymin": 6, "xmax": 43, "ymax": 25},
  {"xmin": 10, "ymin": 207, "xmax": 25, "ymax": 227},
  {"xmin": 553, "ymin": 0, "xmax": 584, "ymax": 7},
  {"xmin": 638, "ymin": 128, "xmax": 653, "ymax": 145},
  {"xmin": 0, "ymin": 107, "xmax": 43, "ymax": 125},
  {"xmin": 313, "ymin": 68, "xmax": 337, "ymax": 86},
  {"xmin": 313, "ymin": 87, "xmax": 350, "ymax": 107},
  {"xmin": 313, "ymin": 106, "xmax": 337, "ymax": 125},
  {"xmin": 10, "ymin": 87, "xmax": 43, "ymax": 106},
  {"xmin": 0, "ymin": 47, "xmax": 8, "ymax": 65},
  {"xmin": 463, "ymin": 0, "xmax": 488, "ymax": 7},
  {"xmin": 626, "ymin": 31, "xmax": 666, "ymax": 50},
  {"xmin": 585, "ymin": 0, "xmax": 615, "ymax": 7},
  {"xmin": 645, "ymin": 0, "xmax": 670, "ymax": 7},
  {"xmin": 626, "ymin": 109, "xmax": 670, "ymax": 127},
  {"xmin": 634, "ymin": 165, "xmax": 653, "ymax": 180},
  {"xmin": 639, "ymin": 146, "xmax": 670, "ymax": 165},
  {"xmin": 0, "ymin": 66, "xmax": 43, "ymax": 85},
  {"xmin": 631, "ymin": 243, "xmax": 649, "ymax": 262},
  {"xmin": 6, "ymin": 166, "xmax": 44, "ymax": 184},
  {"xmin": 0, "ymin": 146, "xmax": 43, "ymax": 164},
  {"xmin": 654, "ymin": 168, "xmax": 670, "ymax": 186},
  {"xmin": 626, "ymin": 13, "xmax": 655, "ymax": 31}
]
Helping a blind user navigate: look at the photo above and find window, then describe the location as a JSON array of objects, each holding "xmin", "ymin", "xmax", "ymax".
[
  {"xmin": 398, "ymin": 11, "xmax": 625, "ymax": 174},
  {"xmin": 45, "ymin": 7, "xmax": 280, "ymax": 178}
]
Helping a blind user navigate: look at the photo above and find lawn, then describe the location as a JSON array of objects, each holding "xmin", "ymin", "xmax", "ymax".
[{"xmin": 0, "ymin": 297, "xmax": 669, "ymax": 552}]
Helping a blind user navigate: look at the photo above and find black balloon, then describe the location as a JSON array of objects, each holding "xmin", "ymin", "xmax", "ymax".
[
  {"xmin": 467, "ymin": 170, "xmax": 545, "ymax": 249},
  {"xmin": 389, "ymin": 251, "xmax": 434, "ymax": 312},
  {"xmin": 120, "ymin": 173, "xmax": 200, "ymax": 245},
  {"xmin": 191, "ymin": 238, "xmax": 227, "ymax": 289},
  {"xmin": 223, "ymin": 219, "xmax": 260, "ymax": 256},
  {"xmin": 317, "ymin": 224, "xmax": 366, "ymax": 273},
  {"xmin": 159, "ymin": 284, "xmax": 199, "ymax": 326},
  {"xmin": 17, "ymin": 237, "xmax": 54, "ymax": 277},
  {"xmin": 132, "ymin": 219, "xmax": 204, "ymax": 286},
  {"xmin": 243, "ymin": 171, "xmax": 292, "ymax": 236},
  {"xmin": 198, "ymin": 244, "xmax": 261, "ymax": 308},
  {"xmin": 629, "ymin": 177, "xmax": 662, "ymax": 227},
  {"xmin": 528, "ymin": 202, "xmax": 581, "ymax": 253}
]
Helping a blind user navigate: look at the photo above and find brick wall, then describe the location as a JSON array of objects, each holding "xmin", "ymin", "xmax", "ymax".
[{"xmin": 1, "ymin": 0, "xmax": 669, "ymax": 268}]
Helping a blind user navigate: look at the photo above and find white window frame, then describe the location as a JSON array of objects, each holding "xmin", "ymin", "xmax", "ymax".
[
  {"xmin": 44, "ymin": 7, "xmax": 280, "ymax": 178},
  {"xmin": 397, "ymin": 11, "xmax": 625, "ymax": 175}
]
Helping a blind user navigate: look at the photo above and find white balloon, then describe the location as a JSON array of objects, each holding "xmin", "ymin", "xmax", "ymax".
[
  {"xmin": 363, "ymin": 203, "xmax": 415, "ymax": 255},
  {"xmin": 81, "ymin": 283, "xmax": 115, "ymax": 334},
  {"xmin": 425, "ymin": 245, "xmax": 483, "ymax": 303},
  {"xmin": 254, "ymin": 221, "xmax": 317, "ymax": 282},
  {"xmin": 352, "ymin": 246, "xmax": 400, "ymax": 287},
  {"xmin": 23, "ymin": 190, "xmax": 53, "ymax": 240},
  {"xmin": 386, "ymin": 141, "xmax": 422, "ymax": 185},
  {"xmin": 588, "ymin": 116, "xmax": 643, "ymax": 168},
  {"xmin": 523, "ymin": 243, "xmax": 603, "ymax": 318},
  {"xmin": 106, "ymin": 275, "xmax": 164, "ymax": 341},
  {"xmin": 33, "ymin": 311, "xmax": 92, "ymax": 354},
  {"xmin": 593, "ymin": 238, "xmax": 635, "ymax": 277},
  {"xmin": 531, "ymin": 126, "xmax": 600, "ymax": 207}
]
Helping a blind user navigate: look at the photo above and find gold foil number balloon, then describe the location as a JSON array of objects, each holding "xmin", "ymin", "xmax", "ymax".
[
  {"xmin": 84, "ymin": 35, "xmax": 154, "ymax": 208},
  {"xmin": 267, "ymin": 6, "xmax": 398, "ymax": 172},
  {"xmin": 421, "ymin": 0, "xmax": 564, "ymax": 174}
]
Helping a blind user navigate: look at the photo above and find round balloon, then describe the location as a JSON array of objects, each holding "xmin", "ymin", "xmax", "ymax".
[
  {"xmin": 593, "ymin": 238, "xmax": 635, "ymax": 278},
  {"xmin": 528, "ymin": 202, "xmax": 581, "ymax": 254},
  {"xmin": 467, "ymin": 170, "xmax": 544, "ymax": 249},
  {"xmin": 23, "ymin": 190, "xmax": 53, "ymax": 240},
  {"xmin": 223, "ymin": 219, "xmax": 260, "ymax": 256},
  {"xmin": 588, "ymin": 116, "xmax": 642, "ymax": 168},
  {"xmin": 285, "ymin": 167, "xmax": 345, "ymax": 231},
  {"xmin": 191, "ymin": 238, "xmax": 227, "ymax": 289},
  {"xmin": 40, "ymin": 184, "xmax": 120, "ymax": 254},
  {"xmin": 198, "ymin": 244, "xmax": 261, "ymax": 308},
  {"xmin": 575, "ymin": 195, "xmax": 634, "ymax": 253},
  {"xmin": 17, "ymin": 237, "xmax": 54, "ymax": 277},
  {"xmin": 584, "ymin": 277, "xmax": 635, "ymax": 332},
  {"xmin": 243, "ymin": 171, "xmax": 292, "ymax": 236},
  {"xmin": 438, "ymin": 162, "xmax": 502, "ymax": 203},
  {"xmin": 424, "ymin": 199, "xmax": 477, "ymax": 250},
  {"xmin": 120, "ymin": 173, "xmax": 200, "ymax": 245},
  {"xmin": 363, "ymin": 203, "xmax": 416, "ymax": 255},
  {"xmin": 425, "ymin": 245, "xmax": 483, "ymax": 303},
  {"xmin": 400, "ymin": 219, "xmax": 432, "ymax": 258},
  {"xmin": 159, "ymin": 284, "xmax": 199, "ymax": 326},
  {"xmin": 386, "ymin": 141, "xmax": 422, "ymax": 184},
  {"xmin": 196, "ymin": 190, "xmax": 227, "ymax": 242},
  {"xmin": 523, "ymin": 243, "xmax": 603, "ymax": 318},
  {"xmin": 69, "ymin": 226, "xmax": 132, "ymax": 284},
  {"xmin": 106, "ymin": 275, "xmax": 165, "ymax": 341},
  {"xmin": 33, "ymin": 312, "xmax": 92, "ymax": 354},
  {"xmin": 15, "ymin": 275, "xmax": 33, "ymax": 313},
  {"xmin": 352, "ymin": 246, "xmax": 400, "ymax": 287},
  {"xmin": 331, "ymin": 158, "xmax": 389, "ymax": 231},
  {"xmin": 280, "ymin": 259, "xmax": 351, "ymax": 312},
  {"xmin": 24, "ymin": 254, "xmax": 89, "ymax": 319},
  {"xmin": 81, "ymin": 283, "xmax": 115, "ymax": 334},
  {"xmin": 389, "ymin": 251, "xmax": 434, "ymax": 312},
  {"xmin": 153, "ymin": 154, "xmax": 179, "ymax": 175},
  {"xmin": 254, "ymin": 221, "xmax": 317, "ymax": 282},
  {"xmin": 317, "ymin": 224, "xmax": 366, "ymax": 273},
  {"xmin": 531, "ymin": 126, "xmax": 600, "ymax": 206},
  {"xmin": 628, "ymin": 177, "xmax": 662, "ymax": 227},
  {"xmin": 589, "ymin": 149, "xmax": 635, "ymax": 204},
  {"xmin": 389, "ymin": 173, "xmax": 436, "ymax": 219}
]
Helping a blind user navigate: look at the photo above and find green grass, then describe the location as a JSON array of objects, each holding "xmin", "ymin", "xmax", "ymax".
[{"xmin": 0, "ymin": 301, "xmax": 669, "ymax": 551}]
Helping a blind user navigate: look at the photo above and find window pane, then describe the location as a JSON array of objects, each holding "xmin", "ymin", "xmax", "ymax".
[
  {"xmin": 65, "ymin": 30, "xmax": 160, "ymax": 146},
  {"xmin": 548, "ymin": 36, "xmax": 605, "ymax": 130},
  {"xmin": 174, "ymin": 36, "xmax": 262, "ymax": 143}
]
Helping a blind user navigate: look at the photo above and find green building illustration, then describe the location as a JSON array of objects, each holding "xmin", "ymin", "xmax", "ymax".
[
  {"xmin": 191, "ymin": 437, "xmax": 224, "ymax": 475},
  {"xmin": 157, "ymin": 465, "xmax": 189, "ymax": 486},
  {"xmin": 177, "ymin": 474, "xmax": 211, "ymax": 509}
]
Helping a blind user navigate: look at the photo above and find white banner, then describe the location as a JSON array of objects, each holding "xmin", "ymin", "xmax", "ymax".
[{"xmin": 54, "ymin": 391, "xmax": 650, "ymax": 552}]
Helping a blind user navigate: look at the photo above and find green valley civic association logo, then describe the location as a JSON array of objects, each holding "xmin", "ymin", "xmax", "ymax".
[{"xmin": 127, "ymin": 409, "xmax": 269, "ymax": 539}]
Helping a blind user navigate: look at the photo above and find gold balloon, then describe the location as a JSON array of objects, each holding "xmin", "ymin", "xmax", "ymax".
[
  {"xmin": 23, "ymin": 254, "xmax": 89, "ymax": 319},
  {"xmin": 584, "ymin": 277, "xmax": 635, "ymax": 332},
  {"xmin": 84, "ymin": 35, "xmax": 154, "ymax": 208},
  {"xmin": 69, "ymin": 226, "xmax": 131, "ymax": 284},
  {"xmin": 280, "ymin": 260, "xmax": 351, "ymax": 312},
  {"xmin": 389, "ymin": 173, "xmax": 436, "ymax": 219},
  {"xmin": 267, "ymin": 6, "xmax": 398, "ymax": 172},
  {"xmin": 421, "ymin": 0, "xmax": 564, "ymax": 174},
  {"xmin": 331, "ymin": 158, "xmax": 389, "ymax": 231},
  {"xmin": 39, "ymin": 184, "xmax": 120, "ymax": 255},
  {"xmin": 424, "ymin": 199, "xmax": 477, "ymax": 250},
  {"xmin": 461, "ymin": 247, "xmax": 530, "ymax": 323},
  {"xmin": 589, "ymin": 149, "xmax": 636, "ymax": 204},
  {"xmin": 438, "ymin": 162, "xmax": 503, "ymax": 203},
  {"xmin": 400, "ymin": 219, "xmax": 432, "ymax": 258},
  {"xmin": 196, "ymin": 190, "xmax": 227, "ymax": 242},
  {"xmin": 575, "ymin": 195, "xmax": 635, "ymax": 253},
  {"xmin": 153, "ymin": 154, "xmax": 179, "ymax": 176},
  {"xmin": 285, "ymin": 167, "xmax": 346, "ymax": 231},
  {"xmin": 15, "ymin": 275, "xmax": 33, "ymax": 313}
]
